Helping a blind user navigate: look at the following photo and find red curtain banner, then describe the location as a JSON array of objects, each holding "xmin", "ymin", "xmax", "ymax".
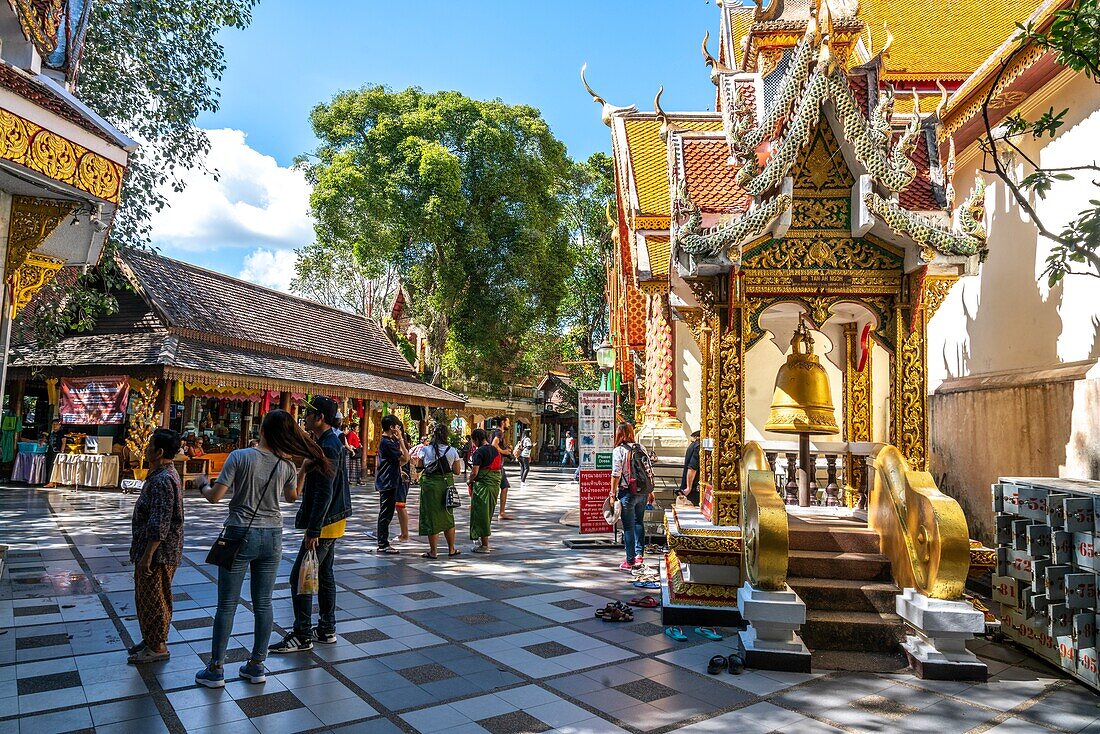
[{"xmin": 60, "ymin": 376, "xmax": 130, "ymax": 425}]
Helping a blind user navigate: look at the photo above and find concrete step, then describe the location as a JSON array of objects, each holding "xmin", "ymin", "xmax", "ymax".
[
  {"xmin": 787, "ymin": 549, "xmax": 893, "ymax": 582},
  {"xmin": 787, "ymin": 526, "xmax": 880, "ymax": 554},
  {"xmin": 800, "ymin": 610, "xmax": 907, "ymax": 653},
  {"xmin": 788, "ymin": 577, "xmax": 899, "ymax": 614},
  {"xmin": 810, "ymin": 648, "xmax": 910, "ymax": 673}
]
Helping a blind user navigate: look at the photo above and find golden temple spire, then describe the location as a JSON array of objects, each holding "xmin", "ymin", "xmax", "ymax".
[{"xmin": 581, "ymin": 63, "xmax": 637, "ymax": 127}]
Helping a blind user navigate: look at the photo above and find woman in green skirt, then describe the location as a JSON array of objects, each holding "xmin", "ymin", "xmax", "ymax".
[
  {"xmin": 466, "ymin": 428, "xmax": 502, "ymax": 553},
  {"xmin": 415, "ymin": 424, "xmax": 460, "ymax": 558}
]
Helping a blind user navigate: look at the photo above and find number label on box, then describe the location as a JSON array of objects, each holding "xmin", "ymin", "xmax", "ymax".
[{"xmin": 1065, "ymin": 498, "xmax": 1096, "ymax": 533}]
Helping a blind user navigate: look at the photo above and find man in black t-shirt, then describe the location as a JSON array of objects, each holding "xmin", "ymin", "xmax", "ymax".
[
  {"xmin": 375, "ymin": 415, "xmax": 410, "ymax": 553},
  {"xmin": 679, "ymin": 430, "xmax": 701, "ymax": 505}
]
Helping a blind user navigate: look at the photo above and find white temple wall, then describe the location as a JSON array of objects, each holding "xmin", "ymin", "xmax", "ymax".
[
  {"xmin": 927, "ymin": 70, "xmax": 1100, "ymax": 542},
  {"xmin": 674, "ymin": 320, "xmax": 703, "ymax": 435}
]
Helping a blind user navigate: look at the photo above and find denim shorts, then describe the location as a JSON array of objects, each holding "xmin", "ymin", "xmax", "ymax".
[{"xmin": 396, "ymin": 482, "xmax": 409, "ymax": 506}]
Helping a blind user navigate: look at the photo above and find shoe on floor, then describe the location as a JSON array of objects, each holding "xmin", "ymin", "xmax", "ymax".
[
  {"xmin": 472, "ymin": 545, "xmax": 491, "ymax": 554},
  {"xmin": 128, "ymin": 646, "xmax": 170, "ymax": 664},
  {"xmin": 195, "ymin": 665, "xmax": 225, "ymax": 688},
  {"xmin": 634, "ymin": 556, "xmax": 644, "ymax": 566},
  {"xmin": 618, "ymin": 561, "xmax": 634, "ymax": 571},
  {"xmin": 268, "ymin": 632, "xmax": 313, "ymax": 654},
  {"xmin": 239, "ymin": 661, "xmax": 267, "ymax": 683},
  {"xmin": 312, "ymin": 628, "xmax": 337, "ymax": 644}
]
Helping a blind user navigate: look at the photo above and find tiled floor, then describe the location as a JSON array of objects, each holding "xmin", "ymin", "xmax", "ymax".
[{"xmin": 1, "ymin": 466, "xmax": 1098, "ymax": 733}]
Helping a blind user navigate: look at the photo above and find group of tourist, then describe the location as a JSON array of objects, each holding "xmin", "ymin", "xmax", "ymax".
[{"xmin": 124, "ymin": 399, "xmax": 522, "ymax": 686}]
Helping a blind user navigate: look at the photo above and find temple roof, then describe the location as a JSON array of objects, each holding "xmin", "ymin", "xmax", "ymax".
[
  {"xmin": 12, "ymin": 249, "xmax": 465, "ymax": 407},
  {"xmin": 615, "ymin": 115, "xmax": 723, "ymax": 229},
  {"xmin": 677, "ymin": 134, "xmax": 751, "ymax": 214},
  {"xmin": 858, "ymin": 0, "xmax": 1045, "ymax": 81}
]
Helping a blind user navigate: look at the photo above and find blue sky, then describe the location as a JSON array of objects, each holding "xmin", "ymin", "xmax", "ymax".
[{"xmin": 153, "ymin": 0, "xmax": 730, "ymax": 287}]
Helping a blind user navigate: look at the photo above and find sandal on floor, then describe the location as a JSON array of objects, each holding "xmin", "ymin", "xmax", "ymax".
[
  {"xmin": 448, "ymin": 550, "xmax": 461, "ymax": 557},
  {"xmin": 664, "ymin": 626, "xmax": 689, "ymax": 642},
  {"xmin": 420, "ymin": 552, "xmax": 438, "ymax": 559},
  {"xmin": 694, "ymin": 627, "xmax": 723, "ymax": 641},
  {"xmin": 629, "ymin": 596, "xmax": 660, "ymax": 608},
  {"xmin": 633, "ymin": 580, "xmax": 660, "ymax": 589},
  {"xmin": 727, "ymin": 653, "xmax": 745, "ymax": 675},
  {"xmin": 601, "ymin": 606, "xmax": 633, "ymax": 623},
  {"xmin": 377, "ymin": 546, "xmax": 399, "ymax": 555},
  {"xmin": 707, "ymin": 655, "xmax": 727, "ymax": 675}
]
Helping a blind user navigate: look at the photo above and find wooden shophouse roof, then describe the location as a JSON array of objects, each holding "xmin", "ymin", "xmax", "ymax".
[{"xmin": 11, "ymin": 249, "xmax": 465, "ymax": 408}]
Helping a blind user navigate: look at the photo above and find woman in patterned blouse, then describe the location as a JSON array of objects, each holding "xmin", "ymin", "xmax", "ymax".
[{"xmin": 127, "ymin": 428, "xmax": 184, "ymax": 664}]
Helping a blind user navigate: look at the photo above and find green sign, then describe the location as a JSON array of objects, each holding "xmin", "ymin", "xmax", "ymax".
[{"xmin": 595, "ymin": 453, "xmax": 612, "ymax": 469}]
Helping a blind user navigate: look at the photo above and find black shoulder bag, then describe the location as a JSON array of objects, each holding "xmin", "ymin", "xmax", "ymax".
[{"xmin": 206, "ymin": 459, "xmax": 282, "ymax": 569}]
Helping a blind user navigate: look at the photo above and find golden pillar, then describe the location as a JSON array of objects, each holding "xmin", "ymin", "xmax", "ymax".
[
  {"xmin": 712, "ymin": 306, "xmax": 744, "ymax": 526},
  {"xmin": 843, "ymin": 323, "xmax": 872, "ymax": 504}
]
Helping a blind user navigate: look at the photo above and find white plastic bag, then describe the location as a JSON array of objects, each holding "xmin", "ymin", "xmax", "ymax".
[{"xmin": 298, "ymin": 548, "xmax": 319, "ymax": 595}]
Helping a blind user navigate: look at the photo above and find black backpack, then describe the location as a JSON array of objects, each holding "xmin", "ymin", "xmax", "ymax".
[
  {"xmin": 624, "ymin": 443, "xmax": 654, "ymax": 495},
  {"xmin": 424, "ymin": 445, "xmax": 452, "ymax": 476}
]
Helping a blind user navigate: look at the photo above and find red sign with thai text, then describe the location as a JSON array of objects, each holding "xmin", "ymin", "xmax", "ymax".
[
  {"xmin": 699, "ymin": 483, "xmax": 714, "ymax": 523},
  {"xmin": 579, "ymin": 470, "xmax": 614, "ymax": 534},
  {"xmin": 60, "ymin": 376, "xmax": 130, "ymax": 425}
]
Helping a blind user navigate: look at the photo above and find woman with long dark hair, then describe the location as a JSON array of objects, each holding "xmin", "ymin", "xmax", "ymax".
[
  {"xmin": 467, "ymin": 428, "xmax": 502, "ymax": 553},
  {"xmin": 194, "ymin": 410, "xmax": 327, "ymax": 688},
  {"xmin": 415, "ymin": 423, "xmax": 460, "ymax": 558},
  {"xmin": 610, "ymin": 422, "xmax": 650, "ymax": 571}
]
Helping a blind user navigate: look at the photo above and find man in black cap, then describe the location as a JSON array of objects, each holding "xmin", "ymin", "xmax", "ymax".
[
  {"xmin": 270, "ymin": 396, "xmax": 350, "ymax": 654},
  {"xmin": 679, "ymin": 430, "xmax": 701, "ymax": 505}
]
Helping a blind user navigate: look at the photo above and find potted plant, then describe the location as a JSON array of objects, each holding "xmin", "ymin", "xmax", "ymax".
[{"xmin": 125, "ymin": 381, "xmax": 162, "ymax": 480}]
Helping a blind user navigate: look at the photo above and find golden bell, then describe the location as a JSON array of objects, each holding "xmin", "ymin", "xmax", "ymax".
[{"xmin": 765, "ymin": 321, "xmax": 839, "ymax": 435}]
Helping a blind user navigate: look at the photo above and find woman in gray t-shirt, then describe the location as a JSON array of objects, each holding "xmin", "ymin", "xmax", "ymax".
[{"xmin": 195, "ymin": 410, "xmax": 330, "ymax": 688}]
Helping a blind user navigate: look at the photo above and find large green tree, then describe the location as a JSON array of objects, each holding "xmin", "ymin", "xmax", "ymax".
[
  {"xmin": 301, "ymin": 86, "xmax": 574, "ymax": 385},
  {"xmin": 30, "ymin": 0, "xmax": 259, "ymax": 343}
]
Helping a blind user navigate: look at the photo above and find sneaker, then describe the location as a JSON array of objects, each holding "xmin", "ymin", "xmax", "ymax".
[
  {"xmin": 268, "ymin": 632, "xmax": 313, "ymax": 654},
  {"xmin": 312, "ymin": 628, "xmax": 337, "ymax": 644},
  {"xmin": 238, "ymin": 661, "xmax": 267, "ymax": 683},
  {"xmin": 634, "ymin": 556, "xmax": 645, "ymax": 566},
  {"xmin": 631, "ymin": 564, "xmax": 651, "ymax": 576},
  {"xmin": 195, "ymin": 665, "xmax": 225, "ymax": 688},
  {"xmin": 619, "ymin": 561, "xmax": 634, "ymax": 571}
]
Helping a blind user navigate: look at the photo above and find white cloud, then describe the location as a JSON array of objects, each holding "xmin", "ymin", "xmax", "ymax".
[
  {"xmin": 149, "ymin": 128, "xmax": 314, "ymax": 254},
  {"xmin": 239, "ymin": 248, "xmax": 297, "ymax": 292}
]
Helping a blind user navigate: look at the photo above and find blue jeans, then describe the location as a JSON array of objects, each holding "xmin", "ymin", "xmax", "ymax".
[
  {"xmin": 619, "ymin": 491, "xmax": 647, "ymax": 562},
  {"xmin": 210, "ymin": 526, "xmax": 281, "ymax": 665},
  {"xmin": 561, "ymin": 450, "xmax": 575, "ymax": 466}
]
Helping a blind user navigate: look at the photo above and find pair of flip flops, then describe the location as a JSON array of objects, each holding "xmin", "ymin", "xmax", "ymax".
[
  {"xmin": 595, "ymin": 602, "xmax": 634, "ymax": 622},
  {"xmin": 628, "ymin": 596, "xmax": 659, "ymax": 608},
  {"xmin": 633, "ymin": 580, "xmax": 660, "ymax": 589},
  {"xmin": 707, "ymin": 653, "xmax": 745, "ymax": 675},
  {"xmin": 664, "ymin": 626, "xmax": 723, "ymax": 642}
]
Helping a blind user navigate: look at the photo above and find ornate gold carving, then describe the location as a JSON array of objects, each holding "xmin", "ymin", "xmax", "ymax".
[
  {"xmin": 0, "ymin": 109, "xmax": 123, "ymax": 203},
  {"xmin": 869, "ymin": 445, "xmax": 971, "ymax": 599},
  {"xmin": 11, "ymin": 251, "xmax": 64, "ymax": 315},
  {"xmin": 665, "ymin": 553, "xmax": 743, "ymax": 605},
  {"xmin": 943, "ymin": 46, "xmax": 1046, "ymax": 139},
  {"xmin": 791, "ymin": 119, "xmax": 855, "ymax": 192},
  {"xmin": 745, "ymin": 295, "xmax": 896, "ymax": 353},
  {"xmin": 844, "ymin": 323, "xmax": 872, "ymax": 501},
  {"xmin": 5, "ymin": 195, "xmax": 76, "ymax": 276},
  {"xmin": 758, "ymin": 47, "xmax": 786, "ymax": 77},
  {"xmin": 922, "ymin": 275, "xmax": 956, "ymax": 321},
  {"xmin": 742, "ymin": 442, "xmax": 789, "ymax": 590},
  {"xmin": 895, "ymin": 303, "xmax": 928, "ymax": 470},
  {"xmin": 716, "ymin": 313, "xmax": 743, "ymax": 496},
  {"xmin": 791, "ymin": 197, "xmax": 848, "ymax": 232},
  {"xmin": 742, "ymin": 237, "xmax": 902, "ymax": 271},
  {"xmin": 678, "ymin": 307, "xmax": 705, "ymax": 348}
]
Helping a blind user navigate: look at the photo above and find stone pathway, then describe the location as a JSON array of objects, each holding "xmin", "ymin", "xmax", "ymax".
[{"xmin": 1, "ymin": 466, "xmax": 1098, "ymax": 733}]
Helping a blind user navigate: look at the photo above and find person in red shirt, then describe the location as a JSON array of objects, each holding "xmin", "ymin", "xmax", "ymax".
[{"xmin": 344, "ymin": 427, "xmax": 363, "ymax": 485}]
